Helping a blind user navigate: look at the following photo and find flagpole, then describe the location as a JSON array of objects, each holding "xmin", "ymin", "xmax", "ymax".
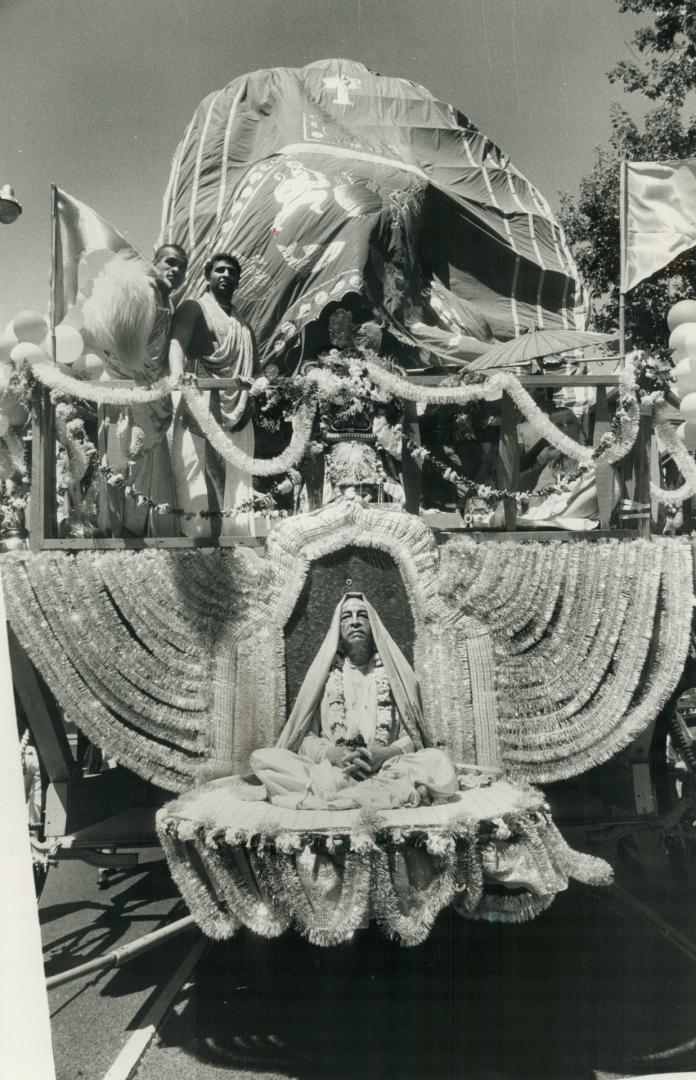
[
  {"xmin": 49, "ymin": 184, "xmax": 57, "ymax": 363},
  {"xmin": 619, "ymin": 159, "xmax": 627, "ymax": 366}
]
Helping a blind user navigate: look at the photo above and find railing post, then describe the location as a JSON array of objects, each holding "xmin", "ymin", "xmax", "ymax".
[
  {"xmin": 621, "ymin": 402, "xmax": 652, "ymax": 537},
  {"xmin": 649, "ymin": 425, "xmax": 665, "ymax": 534},
  {"xmin": 401, "ymin": 401, "xmax": 422, "ymax": 515},
  {"xmin": 29, "ymin": 385, "xmax": 56, "ymax": 551},
  {"xmin": 593, "ymin": 385, "xmax": 615, "ymax": 530},
  {"xmin": 497, "ymin": 391, "xmax": 519, "ymax": 531},
  {"xmin": 302, "ymin": 445, "xmax": 325, "ymax": 511}
]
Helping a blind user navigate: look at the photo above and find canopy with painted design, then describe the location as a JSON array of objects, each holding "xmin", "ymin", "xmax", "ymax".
[{"xmin": 160, "ymin": 59, "xmax": 587, "ymax": 368}]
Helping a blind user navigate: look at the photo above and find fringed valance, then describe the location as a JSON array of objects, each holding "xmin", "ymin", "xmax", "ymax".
[
  {"xmin": 156, "ymin": 775, "xmax": 612, "ymax": 945},
  {"xmin": 3, "ymin": 547, "xmax": 271, "ymax": 790},
  {"xmin": 439, "ymin": 536, "xmax": 694, "ymax": 782},
  {"xmin": 2, "ymin": 504, "xmax": 693, "ymax": 792}
]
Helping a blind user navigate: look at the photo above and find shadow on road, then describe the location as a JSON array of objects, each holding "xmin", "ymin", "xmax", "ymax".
[{"xmin": 146, "ymin": 882, "xmax": 696, "ymax": 1080}]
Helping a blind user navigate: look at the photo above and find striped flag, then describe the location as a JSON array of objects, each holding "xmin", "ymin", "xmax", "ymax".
[
  {"xmin": 51, "ymin": 186, "xmax": 133, "ymax": 323},
  {"xmin": 622, "ymin": 160, "xmax": 696, "ymax": 292}
]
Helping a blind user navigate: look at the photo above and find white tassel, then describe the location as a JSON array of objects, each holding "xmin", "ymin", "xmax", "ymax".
[{"xmin": 83, "ymin": 252, "xmax": 156, "ymax": 375}]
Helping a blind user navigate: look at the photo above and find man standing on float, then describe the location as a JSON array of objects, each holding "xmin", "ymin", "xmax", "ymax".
[
  {"xmin": 100, "ymin": 243, "xmax": 188, "ymax": 538},
  {"xmin": 169, "ymin": 253, "xmax": 259, "ymax": 537}
]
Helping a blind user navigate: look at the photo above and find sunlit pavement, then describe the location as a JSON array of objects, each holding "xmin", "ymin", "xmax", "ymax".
[{"xmin": 40, "ymin": 851, "xmax": 196, "ymax": 1080}]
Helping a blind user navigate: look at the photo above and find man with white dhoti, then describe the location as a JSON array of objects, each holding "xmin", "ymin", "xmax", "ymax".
[{"xmin": 169, "ymin": 253, "xmax": 259, "ymax": 537}]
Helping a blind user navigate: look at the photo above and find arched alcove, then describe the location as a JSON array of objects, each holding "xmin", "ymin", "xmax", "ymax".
[{"xmin": 284, "ymin": 545, "xmax": 415, "ymax": 712}]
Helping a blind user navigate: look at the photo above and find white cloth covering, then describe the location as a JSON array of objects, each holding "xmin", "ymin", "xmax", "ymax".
[
  {"xmin": 249, "ymin": 746, "xmax": 458, "ymax": 810},
  {"xmin": 172, "ymin": 293, "xmax": 258, "ymax": 538}
]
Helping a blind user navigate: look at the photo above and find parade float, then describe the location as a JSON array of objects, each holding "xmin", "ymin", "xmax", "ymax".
[{"xmin": 4, "ymin": 61, "xmax": 696, "ymax": 966}]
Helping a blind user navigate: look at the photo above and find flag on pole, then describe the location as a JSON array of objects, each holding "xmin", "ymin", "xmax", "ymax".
[
  {"xmin": 51, "ymin": 186, "xmax": 132, "ymax": 324},
  {"xmin": 621, "ymin": 160, "xmax": 696, "ymax": 292}
]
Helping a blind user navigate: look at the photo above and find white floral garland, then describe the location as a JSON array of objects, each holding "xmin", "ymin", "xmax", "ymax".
[
  {"xmin": 363, "ymin": 359, "xmax": 640, "ymax": 468},
  {"xmin": 181, "ymin": 386, "xmax": 316, "ymax": 476},
  {"xmin": 652, "ymin": 411, "xmax": 696, "ymax": 506},
  {"xmin": 31, "ymin": 352, "xmax": 645, "ymax": 485},
  {"xmin": 30, "ymin": 357, "xmax": 172, "ymax": 404},
  {"xmin": 30, "ymin": 359, "xmax": 318, "ymax": 478},
  {"xmin": 325, "ymin": 654, "xmax": 393, "ymax": 745}
]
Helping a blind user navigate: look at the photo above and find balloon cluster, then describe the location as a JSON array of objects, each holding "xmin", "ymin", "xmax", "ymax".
[
  {"xmin": 669, "ymin": 300, "xmax": 696, "ymax": 451},
  {"xmin": 0, "ymin": 309, "xmax": 106, "ymax": 386}
]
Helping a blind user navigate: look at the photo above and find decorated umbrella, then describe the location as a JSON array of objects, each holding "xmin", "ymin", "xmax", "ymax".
[
  {"xmin": 160, "ymin": 60, "xmax": 588, "ymax": 369},
  {"xmin": 467, "ymin": 327, "xmax": 617, "ymax": 371}
]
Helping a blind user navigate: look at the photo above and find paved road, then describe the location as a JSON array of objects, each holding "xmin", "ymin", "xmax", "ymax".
[
  {"xmin": 41, "ymin": 840, "xmax": 696, "ymax": 1080},
  {"xmin": 136, "ymin": 879, "xmax": 696, "ymax": 1080},
  {"xmin": 40, "ymin": 851, "xmax": 196, "ymax": 1080}
]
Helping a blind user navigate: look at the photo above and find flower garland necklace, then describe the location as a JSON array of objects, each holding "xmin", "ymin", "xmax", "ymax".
[{"xmin": 325, "ymin": 653, "xmax": 393, "ymax": 747}]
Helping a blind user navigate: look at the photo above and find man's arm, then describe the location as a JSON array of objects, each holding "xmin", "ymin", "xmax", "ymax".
[{"xmin": 168, "ymin": 300, "xmax": 200, "ymax": 382}]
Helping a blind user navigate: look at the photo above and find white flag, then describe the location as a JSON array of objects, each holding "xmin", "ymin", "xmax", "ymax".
[
  {"xmin": 622, "ymin": 160, "xmax": 696, "ymax": 292},
  {"xmin": 52, "ymin": 187, "xmax": 134, "ymax": 323}
]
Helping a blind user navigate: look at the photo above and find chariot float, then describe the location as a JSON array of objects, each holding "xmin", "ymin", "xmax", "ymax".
[{"xmin": 6, "ymin": 61, "xmax": 696, "ymax": 983}]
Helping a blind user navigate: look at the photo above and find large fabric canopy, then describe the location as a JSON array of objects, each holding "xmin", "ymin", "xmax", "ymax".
[{"xmin": 159, "ymin": 59, "xmax": 587, "ymax": 367}]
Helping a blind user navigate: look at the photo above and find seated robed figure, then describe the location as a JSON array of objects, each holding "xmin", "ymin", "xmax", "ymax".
[{"xmin": 250, "ymin": 593, "xmax": 458, "ymax": 810}]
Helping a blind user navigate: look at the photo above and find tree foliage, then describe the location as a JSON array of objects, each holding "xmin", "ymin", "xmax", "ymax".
[
  {"xmin": 558, "ymin": 0, "xmax": 696, "ymax": 350},
  {"xmin": 609, "ymin": 0, "xmax": 696, "ymax": 105}
]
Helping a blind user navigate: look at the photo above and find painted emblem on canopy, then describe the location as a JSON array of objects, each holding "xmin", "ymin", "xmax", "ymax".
[
  {"xmin": 322, "ymin": 74, "xmax": 362, "ymax": 106},
  {"xmin": 272, "ymin": 162, "xmax": 331, "ymax": 232},
  {"xmin": 276, "ymin": 240, "xmax": 346, "ymax": 276}
]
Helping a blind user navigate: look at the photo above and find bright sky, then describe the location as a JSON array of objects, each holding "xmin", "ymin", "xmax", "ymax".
[{"xmin": 0, "ymin": 0, "xmax": 644, "ymax": 329}]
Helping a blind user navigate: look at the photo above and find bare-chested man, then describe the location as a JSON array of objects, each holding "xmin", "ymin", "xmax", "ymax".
[{"xmin": 169, "ymin": 253, "xmax": 259, "ymax": 537}]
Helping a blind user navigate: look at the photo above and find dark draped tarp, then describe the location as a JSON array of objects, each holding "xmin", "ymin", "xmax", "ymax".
[{"xmin": 159, "ymin": 59, "xmax": 587, "ymax": 368}]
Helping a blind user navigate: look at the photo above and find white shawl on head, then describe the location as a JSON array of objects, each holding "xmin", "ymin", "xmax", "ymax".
[{"xmin": 277, "ymin": 593, "xmax": 432, "ymax": 752}]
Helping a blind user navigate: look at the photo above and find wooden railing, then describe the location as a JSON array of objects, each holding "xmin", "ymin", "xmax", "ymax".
[
  {"xmin": 402, "ymin": 372, "xmax": 655, "ymax": 539},
  {"xmin": 28, "ymin": 371, "xmax": 658, "ymax": 550}
]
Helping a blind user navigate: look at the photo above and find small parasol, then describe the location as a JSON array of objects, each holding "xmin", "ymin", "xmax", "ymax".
[{"xmin": 467, "ymin": 327, "xmax": 618, "ymax": 371}]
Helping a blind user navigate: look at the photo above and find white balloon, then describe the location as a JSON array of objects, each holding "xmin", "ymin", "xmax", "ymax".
[
  {"xmin": 674, "ymin": 355, "xmax": 696, "ymax": 397},
  {"xmin": 677, "ymin": 422, "xmax": 696, "ymax": 451},
  {"xmin": 0, "ymin": 333, "xmax": 15, "ymax": 365},
  {"xmin": 83, "ymin": 352, "xmax": 105, "ymax": 380},
  {"xmin": 3, "ymin": 320, "xmax": 18, "ymax": 346},
  {"xmin": 10, "ymin": 341, "xmax": 46, "ymax": 364},
  {"xmin": 0, "ymin": 414, "xmax": 11, "ymax": 438},
  {"xmin": 669, "ymin": 322, "xmax": 696, "ymax": 360},
  {"xmin": 668, "ymin": 300, "xmax": 696, "ymax": 331},
  {"xmin": 54, "ymin": 324, "xmax": 84, "ymax": 366},
  {"xmin": 679, "ymin": 392, "xmax": 696, "ymax": 422},
  {"xmin": 12, "ymin": 309, "xmax": 48, "ymax": 345}
]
